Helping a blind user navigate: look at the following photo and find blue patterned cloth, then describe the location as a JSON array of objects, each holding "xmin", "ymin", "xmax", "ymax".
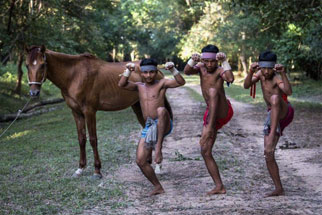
[{"xmin": 141, "ymin": 118, "xmax": 173, "ymax": 149}]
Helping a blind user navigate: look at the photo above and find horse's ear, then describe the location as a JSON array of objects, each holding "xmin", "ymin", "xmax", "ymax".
[{"xmin": 40, "ymin": 45, "xmax": 46, "ymax": 53}]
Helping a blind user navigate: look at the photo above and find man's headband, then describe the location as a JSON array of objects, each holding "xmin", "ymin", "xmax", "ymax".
[
  {"xmin": 140, "ymin": 65, "xmax": 158, "ymax": 72},
  {"xmin": 201, "ymin": 52, "xmax": 217, "ymax": 59},
  {"xmin": 259, "ymin": 61, "xmax": 275, "ymax": 68}
]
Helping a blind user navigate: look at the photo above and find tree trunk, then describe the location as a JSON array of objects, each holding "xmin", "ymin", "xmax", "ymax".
[
  {"xmin": 14, "ymin": 52, "xmax": 24, "ymax": 95},
  {"xmin": 112, "ymin": 48, "xmax": 116, "ymax": 62},
  {"xmin": 7, "ymin": 0, "xmax": 15, "ymax": 34},
  {"xmin": 239, "ymin": 54, "xmax": 247, "ymax": 77}
]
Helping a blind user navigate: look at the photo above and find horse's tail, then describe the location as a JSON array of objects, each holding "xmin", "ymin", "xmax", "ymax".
[
  {"xmin": 131, "ymin": 101, "xmax": 145, "ymax": 127},
  {"xmin": 164, "ymin": 96, "xmax": 173, "ymax": 120}
]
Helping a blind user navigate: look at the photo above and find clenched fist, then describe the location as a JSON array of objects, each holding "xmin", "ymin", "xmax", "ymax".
[
  {"xmin": 274, "ymin": 64, "xmax": 285, "ymax": 73},
  {"xmin": 191, "ymin": 53, "xmax": 201, "ymax": 62},
  {"xmin": 126, "ymin": 62, "xmax": 135, "ymax": 72},
  {"xmin": 250, "ymin": 62, "xmax": 260, "ymax": 73},
  {"xmin": 216, "ymin": 52, "xmax": 226, "ymax": 62},
  {"xmin": 165, "ymin": 62, "xmax": 175, "ymax": 70}
]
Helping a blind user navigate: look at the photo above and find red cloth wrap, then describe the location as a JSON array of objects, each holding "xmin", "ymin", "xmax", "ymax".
[{"xmin": 203, "ymin": 100, "xmax": 234, "ymax": 130}]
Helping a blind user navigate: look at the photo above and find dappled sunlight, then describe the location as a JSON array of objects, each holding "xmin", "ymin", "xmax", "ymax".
[{"xmin": 5, "ymin": 130, "xmax": 32, "ymax": 141}]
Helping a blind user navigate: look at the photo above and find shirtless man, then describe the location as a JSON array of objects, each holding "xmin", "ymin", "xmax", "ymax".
[
  {"xmin": 243, "ymin": 50, "xmax": 294, "ymax": 197},
  {"xmin": 118, "ymin": 58, "xmax": 185, "ymax": 195},
  {"xmin": 184, "ymin": 44, "xmax": 234, "ymax": 195}
]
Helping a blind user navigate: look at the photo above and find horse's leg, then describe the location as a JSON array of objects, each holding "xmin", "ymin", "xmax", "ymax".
[
  {"xmin": 85, "ymin": 110, "xmax": 102, "ymax": 179},
  {"xmin": 131, "ymin": 101, "xmax": 145, "ymax": 127},
  {"xmin": 71, "ymin": 111, "xmax": 87, "ymax": 177}
]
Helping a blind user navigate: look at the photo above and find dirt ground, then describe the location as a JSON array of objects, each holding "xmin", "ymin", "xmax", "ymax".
[{"xmin": 84, "ymin": 85, "xmax": 322, "ymax": 215}]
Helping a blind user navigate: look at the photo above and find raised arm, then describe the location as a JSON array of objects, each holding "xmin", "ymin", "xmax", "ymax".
[
  {"xmin": 244, "ymin": 62, "xmax": 261, "ymax": 89},
  {"xmin": 118, "ymin": 63, "xmax": 138, "ymax": 91},
  {"xmin": 163, "ymin": 62, "xmax": 186, "ymax": 88},
  {"xmin": 216, "ymin": 52, "xmax": 234, "ymax": 83},
  {"xmin": 275, "ymin": 64, "xmax": 292, "ymax": 95},
  {"xmin": 184, "ymin": 53, "xmax": 201, "ymax": 75}
]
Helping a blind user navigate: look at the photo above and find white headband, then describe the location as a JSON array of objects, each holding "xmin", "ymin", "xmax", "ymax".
[
  {"xmin": 259, "ymin": 61, "xmax": 275, "ymax": 68},
  {"xmin": 140, "ymin": 65, "xmax": 158, "ymax": 72}
]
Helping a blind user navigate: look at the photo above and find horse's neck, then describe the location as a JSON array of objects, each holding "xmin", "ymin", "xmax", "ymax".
[{"xmin": 46, "ymin": 51, "xmax": 79, "ymax": 91}]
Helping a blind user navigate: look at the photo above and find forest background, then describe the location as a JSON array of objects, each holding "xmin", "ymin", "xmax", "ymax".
[
  {"xmin": 0, "ymin": 0, "xmax": 321, "ymax": 96},
  {"xmin": 1, "ymin": 1, "xmax": 322, "ymax": 214}
]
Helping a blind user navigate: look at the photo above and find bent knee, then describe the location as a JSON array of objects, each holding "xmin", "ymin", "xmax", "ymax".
[
  {"xmin": 264, "ymin": 143, "xmax": 275, "ymax": 153},
  {"xmin": 136, "ymin": 158, "xmax": 147, "ymax": 167},
  {"xmin": 201, "ymin": 147, "xmax": 212, "ymax": 158},
  {"xmin": 264, "ymin": 148, "xmax": 275, "ymax": 154},
  {"xmin": 264, "ymin": 149, "xmax": 275, "ymax": 161},
  {"xmin": 157, "ymin": 107, "xmax": 167, "ymax": 117},
  {"xmin": 208, "ymin": 88, "xmax": 219, "ymax": 97},
  {"xmin": 270, "ymin": 95, "xmax": 281, "ymax": 106}
]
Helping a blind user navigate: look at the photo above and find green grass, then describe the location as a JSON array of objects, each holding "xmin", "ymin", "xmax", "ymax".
[
  {"xmin": 0, "ymin": 103, "xmax": 141, "ymax": 214},
  {"xmin": 0, "ymin": 63, "xmax": 61, "ymax": 115},
  {"xmin": 0, "ymin": 63, "xmax": 144, "ymax": 214}
]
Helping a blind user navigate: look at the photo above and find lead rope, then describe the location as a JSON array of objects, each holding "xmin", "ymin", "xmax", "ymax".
[
  {"xmin": 0, "ymin": 97, "xmax": 32, "ymax": 139},
  {"xmin": 250, "ymin": 71, "xmax": 257, "ymax": 99}
]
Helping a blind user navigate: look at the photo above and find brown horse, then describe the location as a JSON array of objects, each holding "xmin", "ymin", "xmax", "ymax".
[{"xmin": 25, "ymin": 45, "xmax": 172, "ymax": 179}]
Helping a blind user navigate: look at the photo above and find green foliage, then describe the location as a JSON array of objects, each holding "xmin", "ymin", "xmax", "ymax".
[
  {"xmin": 231, "ymin": 0, "xmax": 322, "ymax": 78},
  {"xmin": 1, "ymin": 0, "xmax": 322, "ymax": 92},
  {"xmin": 178, "ymin": 0, "xmax": 322, "ymax": 78},
  {"xmin": 0, "ymin": 63, "xmax": 61, "ymax": 115}
]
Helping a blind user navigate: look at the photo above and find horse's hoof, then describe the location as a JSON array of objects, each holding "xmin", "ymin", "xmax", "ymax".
[
  {"xmin": 72, "ymin": 168, "xmax": 84, "ymax": 178},
  {"xmin": 91, "ymin": 173, "xmax": 102, "ymax": 180}
]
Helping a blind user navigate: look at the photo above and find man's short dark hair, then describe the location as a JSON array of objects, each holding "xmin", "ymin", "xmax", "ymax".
[
  {"xmin": 201, "ymin": 45, "xmax": 219, "ymax": 53},
  {"xmin": 140, "ymin": 58, "xmax": 158, "ymax": 66},
  {"xmin": 259, "ymin": 51, "xmax": 277, "ymax": 62}
]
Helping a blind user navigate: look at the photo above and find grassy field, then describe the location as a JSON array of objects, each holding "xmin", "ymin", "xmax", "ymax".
[
  {"xmin": 0, "ymin": 63, "xmax": 142, "ymax": 214},
  {"xmin": 0, "ymin": 103, "xmax": 141, "ymax": 214}
]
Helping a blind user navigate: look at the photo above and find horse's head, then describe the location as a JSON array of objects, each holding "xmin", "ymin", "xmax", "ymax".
[{"xmin": 25, "ymin": 45, "xmax": 47, "ymax": 97}]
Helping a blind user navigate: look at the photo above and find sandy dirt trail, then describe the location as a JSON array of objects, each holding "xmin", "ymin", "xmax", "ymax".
[{"xmin": 85, "ymin": 86, "xmax": 322, "ymax": 215}]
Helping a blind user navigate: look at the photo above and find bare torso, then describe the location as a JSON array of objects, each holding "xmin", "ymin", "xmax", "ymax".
[
  {"xmin": 199, "ymin": 66, "xmax": 228, "ymax": 117},
  {"xmin": 258, "ymin": 71, "xmax": 286, "ymax": 108},
  {"xmin": 137, "ymin": 80, "xmax": 166, "ymax": 121}
]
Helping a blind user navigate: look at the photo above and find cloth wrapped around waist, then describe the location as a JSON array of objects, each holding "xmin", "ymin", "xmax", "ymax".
[
  {"xmin": 142, "ymin": 117, "xmax": 158, "ymax": 149},
  {"xmin": 263, "ymin": 103, "xmax": 294, "ymax": 136}
]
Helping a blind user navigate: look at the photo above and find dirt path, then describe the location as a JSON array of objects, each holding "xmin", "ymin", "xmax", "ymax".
[{"xmin": 85, "ymin": 86, "xmax": 322, "ymax": 215}]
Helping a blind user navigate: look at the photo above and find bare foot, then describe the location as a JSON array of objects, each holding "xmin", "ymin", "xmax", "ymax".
[
  {"xmin": 149, "ymin": 185, "xmax": 165, "ymax": 196},
  {"xmin": 206, "ymin": 186, "xmax": 226, "ymax": 195},
  {"xmin": 264, "ymin": 189, "xmax": 285, "ymax": 197}
]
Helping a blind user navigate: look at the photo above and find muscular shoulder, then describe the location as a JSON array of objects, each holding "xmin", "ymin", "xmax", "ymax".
[
  {"xmin": 136, "ymin": 82, "xmax": 145, "ymax": 89},
  {"xmin": 273, "ymin": 74, "xmax": 283, "ymax": 85}
]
